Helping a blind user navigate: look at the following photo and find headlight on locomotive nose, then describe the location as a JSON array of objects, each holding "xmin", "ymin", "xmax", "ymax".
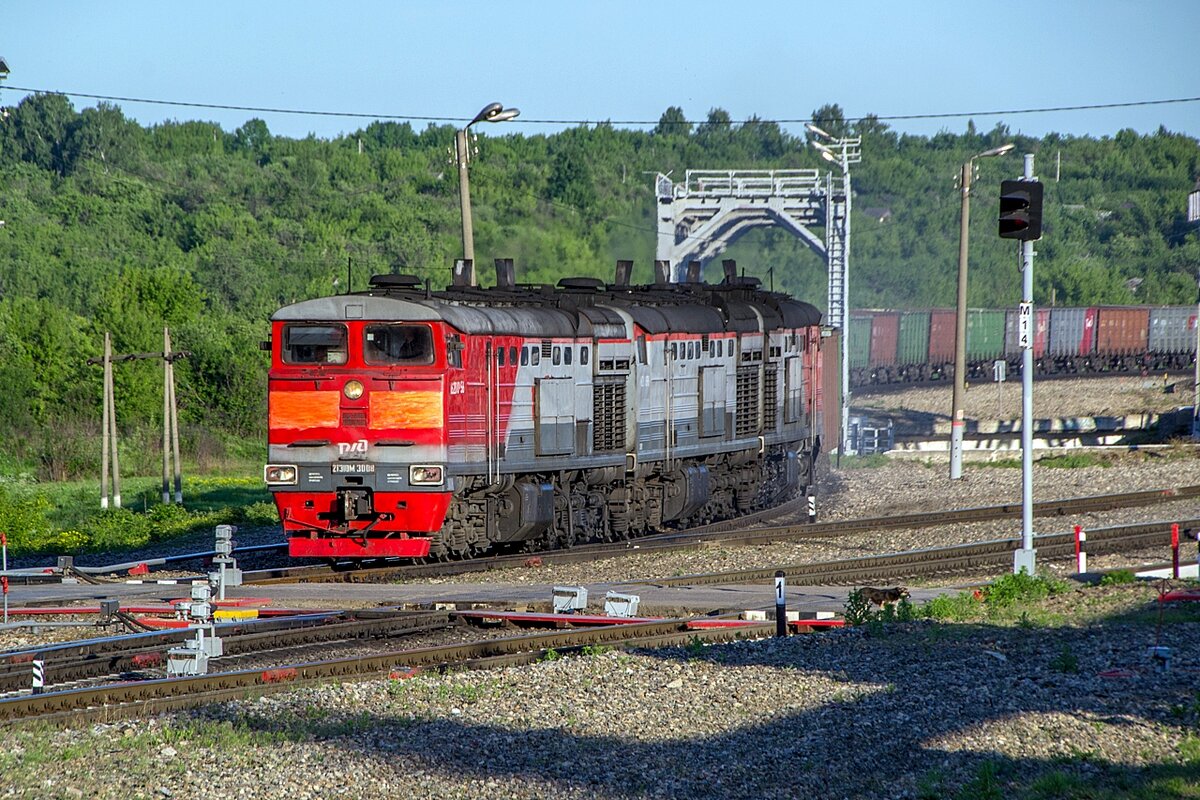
[
  {"xmin": 343, "ymin": 380, "xmax": 365, "ymax": 400},
  {"xmin": 264, "ymin": 464, "xmax": 298, "ymax": 485},
  {"xmin": 409, "ymin": 465, "xmax": 444, "ymax": 486}
]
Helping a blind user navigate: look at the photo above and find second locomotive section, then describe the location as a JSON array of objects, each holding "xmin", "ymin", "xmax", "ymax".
[{"xmin": 266, "ymin": 271, "xmax": 828, "ymax": 560}]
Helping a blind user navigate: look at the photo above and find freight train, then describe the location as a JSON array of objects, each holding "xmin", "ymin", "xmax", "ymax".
[
  {"xmin": 264, "ymin": 260, "xmax": 834, "ymax": 561},
  {"xmin": 848, "ymin": 305, "xmax": 1198, "ymax": 387}
]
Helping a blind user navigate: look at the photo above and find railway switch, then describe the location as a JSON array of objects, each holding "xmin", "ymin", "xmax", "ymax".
[
  {"xmin": 209, "ymin": 524, "xmax": 243, "ymax": 601},
  {"xmin": 553, "ymin": 586, "xmax": 588, "ymax": 614},
  {"xmin": 603, "ymin": 592, "xmax": 640, "ymax": 618},
  {"xmin": 99, "ymin": 598, "xmax": 119, "ymax": 623},
  {"xmin": 168, "ymin": 582, "xmax": 223, "ymax": 677}
]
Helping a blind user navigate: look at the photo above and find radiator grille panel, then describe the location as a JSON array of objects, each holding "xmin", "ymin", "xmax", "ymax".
[
  {"xmin": 735, "ymin": 366, "xmax": 759, "ymax": 438},
  {"xmin": 593, "ymin": 377, "xmax": 626, "ymax": 451},
  {"xmin": 763, "ymin": 368, "xmax": 778, "ymax": 432}
]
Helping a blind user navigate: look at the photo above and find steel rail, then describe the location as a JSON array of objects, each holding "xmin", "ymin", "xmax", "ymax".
[
  {"xmin": 628, "ymin": 517, "xmax": 1200, "ymax": 588},
  {"xmin": 0, "ymin": 613, "xmax": 341, "ymax": 667},
  {"xmin": 0, "ymin": 611, "xmax": 452, "ymax": 694},
  {"xmin": 0, "ymin": 619, "xmax": 774, "ymax": 726},
  {"xmin": 243, "ymin": 485, "xmax": 1200, "ymax": 585}
]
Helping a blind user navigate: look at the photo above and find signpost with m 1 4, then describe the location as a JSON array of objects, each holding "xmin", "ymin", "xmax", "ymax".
[{"xmin": 1000, "ymin": 162, "xmax": 1043, "ymax": 575}]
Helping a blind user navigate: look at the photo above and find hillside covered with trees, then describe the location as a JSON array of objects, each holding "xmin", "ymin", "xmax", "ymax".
[{"xmin": 1, "ymin": 94, "xmax": 1198, "ymax": 481}]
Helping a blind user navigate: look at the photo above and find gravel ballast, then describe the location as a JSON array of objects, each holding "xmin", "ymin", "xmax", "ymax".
[
  {"xmin": 1, "ymin": 582, "xmax": 1197, "ymax": 799},
  {"xmin": 2, "ymin": 377, "xmax": 1199, "ymax": 797}
]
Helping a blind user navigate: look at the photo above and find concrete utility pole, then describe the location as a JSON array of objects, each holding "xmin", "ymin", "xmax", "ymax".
[
  {"xmin": 162, "ymin": 327, "xmax": 183, "ymax": 504},
  {"xmin": 949, "ymin": 144, "xmax": 1014, "ymax": 479},
  {"xmin": 455, "ymin": 102, "xmax": 519, "ymax": 285},
  {"xmin": 89, "ymin": 336, "xmax": 191, "ymax": 509}
]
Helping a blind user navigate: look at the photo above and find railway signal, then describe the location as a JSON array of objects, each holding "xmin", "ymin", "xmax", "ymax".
[{"xmin": 998, "ymin": 179, "xmax": 1044, "ymax": 240}]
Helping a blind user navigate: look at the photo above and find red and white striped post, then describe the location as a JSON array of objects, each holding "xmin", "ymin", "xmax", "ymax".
[
  {"xmin": 1074, "ymin": 525, "xmax": 1087, "ymax": 574},
  {"xmin": 1171, "ymin": 523, "xmax": 1181, "ymax": 579},
  {"xmin": 1, "ymin": 531, "xmax": 7, "ymax": 625}
]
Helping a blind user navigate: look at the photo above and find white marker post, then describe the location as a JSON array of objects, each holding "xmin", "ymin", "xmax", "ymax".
[
  {"xmin": 774, "ymin": 570, "xmax": 787, "ymax": 637},
  {"xmin": 1, "ymin": 531, "xmax": 7, "ymax": 624},
  {"xmin": 1074, "ymin": 525, "xmax": 1087, "ymax": 575}
]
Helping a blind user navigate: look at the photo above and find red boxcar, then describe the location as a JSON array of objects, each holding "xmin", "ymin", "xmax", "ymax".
[
  {"xmin": 869, "ymin": 312, "xmax": 900, "ymax": 367},
  {"xmin": 928, "ymin": 309, "xmax": 956, "ymax": 364},
  {"xmin": 1094, "ymin": 307, "xmax": 1149, "ymax": 355}
]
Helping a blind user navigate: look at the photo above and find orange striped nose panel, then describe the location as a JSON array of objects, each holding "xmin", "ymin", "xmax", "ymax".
[
  {"xmin": 369, "ymin": 391, "xmax": 444, "ymax": 429},
  {"xmin": 269, "ymin": 391, "xmax": 340, "ymax": 429}
]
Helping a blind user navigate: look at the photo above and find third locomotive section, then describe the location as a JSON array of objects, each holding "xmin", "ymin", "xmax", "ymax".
[{"xmin": 266, "ymin": 264, "xmax": 829, "ymax": 561}]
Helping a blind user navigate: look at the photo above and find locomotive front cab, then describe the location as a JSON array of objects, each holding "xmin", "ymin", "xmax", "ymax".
[{"xmin": 265, "ymin": 298, "xmax": 453, "ymax": 559}]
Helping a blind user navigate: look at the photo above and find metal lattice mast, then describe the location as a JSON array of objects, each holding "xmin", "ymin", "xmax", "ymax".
[
  {"xmin": 810, "ymin": 132, "xmax": 860, "ymax": 456},
  {"xmin": 653, "ymin": 143, "xmax": 860, "ymax": 456}
]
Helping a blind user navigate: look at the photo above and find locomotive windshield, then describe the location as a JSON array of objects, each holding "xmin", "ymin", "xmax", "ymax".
[
  {"xmin": 282, "ymin": 324, "xmax": 348, "ymax": 364},
  {"xmin": 364, "ymin": 324, "xmax": 435, "ymax": 365}
]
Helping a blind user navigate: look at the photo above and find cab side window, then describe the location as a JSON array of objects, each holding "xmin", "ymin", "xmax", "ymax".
[
  {"xmin": 283, "ymin": 324, "xmax": 348, "ymax": 365},
  {"xmin": 364, "ymin": 324, "xmax": 435, "ymax": 365}
]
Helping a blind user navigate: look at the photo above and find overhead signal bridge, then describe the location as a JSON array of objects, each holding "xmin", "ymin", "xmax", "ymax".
[{"xmin": 655, "ymin": 165, "xmax": 854, "ymax": 324}]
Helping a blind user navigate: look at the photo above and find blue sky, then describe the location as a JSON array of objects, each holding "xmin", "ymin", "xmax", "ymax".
[{"xmin": 3, "ymin": 0, "xmax": 1197, "ymax": 141}]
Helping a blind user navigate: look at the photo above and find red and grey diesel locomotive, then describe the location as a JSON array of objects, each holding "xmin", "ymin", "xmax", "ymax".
[{"xmin": 264, "ymin": 259, "xmax": 833, "ymax": 561}]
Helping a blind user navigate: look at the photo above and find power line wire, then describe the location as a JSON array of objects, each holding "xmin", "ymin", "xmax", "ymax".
[{"xmin": 4, "ymin": 85, "xmax": 1200, "ymax": 127}]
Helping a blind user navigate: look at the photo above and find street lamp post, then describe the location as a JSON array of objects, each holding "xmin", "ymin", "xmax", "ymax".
[
  {"xmin": 455, "ymin": 102, "xmax": 519, "ymax": 286},
  {"xmin": 949, "ymin": 143, "xmax": 1014, "ymax": 479},
  {"xmin": 806, "ymin": 123, "xmax": 861, "ymax": 459}
]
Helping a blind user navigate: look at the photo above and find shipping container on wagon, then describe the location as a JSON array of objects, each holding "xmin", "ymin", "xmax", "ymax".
[
  {"xmin": 849, "ymin": 314, "xmax": 873, "ymax": 370},
  {"xmin": 868, "ymin": 312, "xmax": 900, "ymax": 367},
  {"xmin": 823, "ymin": 328, "xmax": 841, "ymax": 450},
  {"xmin": 897, "ymin": 311, "xmax": 931, "ymax": 365},
  {"xmin": 966, "ymin": 309, "xmax": 1006, "ymax": 360},
  {"xmin": 1094, "ymin": 306, "xmax": 1149, "ymax": 355},
  {"xmin": 928, "ymin": 309, "xmax": 956, "ymax": 363},
  {"xmin": 1147, "ymin": 306, "xmax": 1196, "ymax": 354},
  {"xmin": 1048, "ymin": 307, "xmax": 1096, "ymax": 357},
  {"xmin": 1003, "ymin": 307, "xmax": 1049, "ymax": 358}
]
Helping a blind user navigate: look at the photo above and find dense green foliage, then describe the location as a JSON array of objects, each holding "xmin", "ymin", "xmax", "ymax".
[{"xmin": 0, "ymin": 95, "xmax": 1197, "ymax": 485}]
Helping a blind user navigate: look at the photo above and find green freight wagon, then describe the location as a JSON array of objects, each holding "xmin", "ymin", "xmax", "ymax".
[
  {"xmin": 849, "ymin": 315, "xmax": 872, "ymax": 370},
  {"xmin": 897, "ymin": 311, "xmax": 931, "ymax": 366},
  {"xmin": 966, "ymin": 309, "xmax": 1005, "ymax": 361}
]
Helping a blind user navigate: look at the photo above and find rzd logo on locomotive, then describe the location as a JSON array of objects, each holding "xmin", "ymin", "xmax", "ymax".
[{"xmin": 337, "ymin": 439, "xmax": 369, "ymax": 457}]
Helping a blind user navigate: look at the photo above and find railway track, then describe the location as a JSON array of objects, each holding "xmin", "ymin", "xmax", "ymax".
[
  {"xmin": 631, "ymin": 516, "xmax": 1200, "ymax": 588},
  {"xmin": 851, "ymin": 368, "xmax": 1189, "ymax": 395},
  {"xmin": 0, "ymin": 618, "xmax": 774, "ymax": 726},
  {"xmin": 242, "ymin": 484, "xmax": 1200, "ymax": 585},
  {"xmin": 4, "ymin": 509, "xmax": 1190, "ymax": 725},
  {"xmin": 0, "ymin": 610, "xmax": 453, "ymax": 697}
]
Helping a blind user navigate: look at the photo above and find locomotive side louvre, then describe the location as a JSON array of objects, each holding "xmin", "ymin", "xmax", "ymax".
[{"xmin": 266, "ymin": 273, "xmax": 825, "ymax": 561}]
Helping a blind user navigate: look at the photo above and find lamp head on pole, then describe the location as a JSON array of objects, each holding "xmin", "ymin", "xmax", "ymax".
[
  {"xmin": 976, "ymin": 143, "xmax": 1015, "ymax": 160},
  {"xmin": 805, "ymin": 121, "xmax": 833, "ymax": 141},
  {"xmin": 810, "ymin": 139, "xmax": 833, "ymax": 156},
  {"xmin": 470, "ymin": 102, "xmax": 520, "ymax": 128},
  {"xmin": 0, "ymin": 56, "xmax": 9, "ymax": 78}
]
